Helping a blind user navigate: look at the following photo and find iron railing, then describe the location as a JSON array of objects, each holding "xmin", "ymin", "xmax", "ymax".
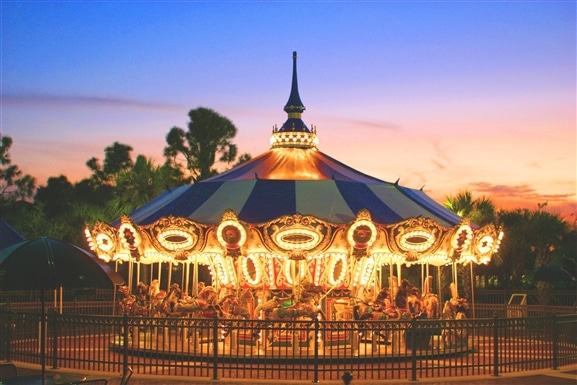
[{"xmin": 1, "ymin": 310, "xmax": 576, "ymax": 382}]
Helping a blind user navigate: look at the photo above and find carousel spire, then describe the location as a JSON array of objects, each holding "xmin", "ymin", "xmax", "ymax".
[
  {"xmin": 271, "ymin": 51, "xmax": 318, "ymax": 148},
  {"xmin": 283, "ymin": 52, "xmax": 306, "ymax": 116}
]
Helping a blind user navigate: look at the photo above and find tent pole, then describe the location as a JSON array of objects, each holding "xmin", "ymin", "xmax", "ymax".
[
  {"xmin": 41, "ymin": 286, "xmax": 46, "ymax": 385},
  {"xmin": 437, "ymin": 266, "xmax": 442, "ymax": 303},
  {"xmin": 128, "ymin": 260, "xmax": 133, "ymax": 292},
  {"xmin": 421, "ymin": 264, "xmax": 424, "ymax": 292},
  {"xmin": 470, "ymin": 263, "xmax": 476, "ymax": 318},
  {"xmin": 193, "ymin": 256, "xmax": 198, "ymax": 296},
  {"xmin": 158, "ymin": 261, "xmax": 162, "ymax": 287},
  {"xmin": 184, "ymin": 263, "xmax": 189, "ymax": 296},
  {"xmin": 167, "ymin": 263, "xmax": 172, "ymax": 290},
  {"xmin": 389, "ymin": 263, "xmax": 393, "ymax": 291}
]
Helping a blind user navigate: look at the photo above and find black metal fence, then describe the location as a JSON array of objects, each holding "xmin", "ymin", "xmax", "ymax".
[{"xmin": 1, "ymin": 310, "xmax": 576, "ymax": 382}]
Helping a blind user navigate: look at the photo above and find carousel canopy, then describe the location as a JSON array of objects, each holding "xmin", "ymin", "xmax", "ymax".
[
  {"xmin": 86, "ymin": 52, "xmax": 502, "ymax": 282},
  {"xmin": 127, "ymin": 156, "xmax": 461, "ymax": 226}
]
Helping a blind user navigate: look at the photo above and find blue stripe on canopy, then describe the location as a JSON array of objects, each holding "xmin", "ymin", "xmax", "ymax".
[
  {"xmin": 125, "ymin": 179, "xmax": 463, "ymax": 227},
  {"xmin": 131, "ymin": 182, "xmax": 224, "ymax": 225},
  {"xmin": 366, "ymin": 183, "xmax": 456, "ymax": 226},
  {"xmin": 396, "ymin": 185, "xmax": 462, "ymax": 226},
  {"xmin": 127, "ymin": 185, "xmax": 190, "ymax": 225},
  {"xmin": 239, "ymin": 180, "xmax": 296, "ymax": 222},
  {"xmin": 335, "ymin": 180, "xmax": 403, "ymax": 223}
]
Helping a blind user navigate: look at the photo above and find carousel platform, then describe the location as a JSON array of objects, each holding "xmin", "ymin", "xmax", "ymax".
[{"xmin": 109, "ymin": 326, "xmax": 474, "ymax": 364}]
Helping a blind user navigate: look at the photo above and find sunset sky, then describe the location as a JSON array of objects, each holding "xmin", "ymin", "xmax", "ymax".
[{"xmin": 1, "ymin": 2, "xmax": 575, "ymax": 220}]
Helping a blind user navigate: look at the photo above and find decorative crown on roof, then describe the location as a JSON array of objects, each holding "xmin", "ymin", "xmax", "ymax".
[{"xmin": 270, "ymin": 51, "xmax": 318, "ymax": 149}]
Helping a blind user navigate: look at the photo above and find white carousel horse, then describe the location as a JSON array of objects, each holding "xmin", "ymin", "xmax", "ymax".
[{"xmin": 441, "ymin": 282, "xmax": 469, "ymax": 346}]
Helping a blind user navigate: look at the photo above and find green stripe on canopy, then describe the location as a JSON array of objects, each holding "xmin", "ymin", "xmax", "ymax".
[
  {"xmin": 190, "ymin": 180, "xmax": 258, "ymax": 223},
  {"xmin": 295, "ymin": 180, "xmax": 356, "ymax": 223}
]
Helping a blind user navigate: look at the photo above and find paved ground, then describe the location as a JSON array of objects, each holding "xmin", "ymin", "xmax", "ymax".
[{"xmin": 13, "ymin": 363, "xmax": 577, "ymax": 385}]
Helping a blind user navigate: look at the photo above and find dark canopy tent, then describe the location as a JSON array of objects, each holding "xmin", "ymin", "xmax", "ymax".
[
  {"xmin": 0, "ymin": 219, "xmax": 25, "ymax": 251},
  {"xmin": 0, "ymin": 237, "xmax": 125, "ymax": 290}
]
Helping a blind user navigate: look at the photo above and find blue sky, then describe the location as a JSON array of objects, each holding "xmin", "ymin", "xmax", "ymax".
[{"xmin": 1, "ymin": 1, "xmax": 575, "ymax": 219}]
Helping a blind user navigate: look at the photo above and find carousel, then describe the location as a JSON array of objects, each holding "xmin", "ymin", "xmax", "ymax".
[{"xmin": 85, "ymin": 52, "xmax": 503, "ymax": 330}]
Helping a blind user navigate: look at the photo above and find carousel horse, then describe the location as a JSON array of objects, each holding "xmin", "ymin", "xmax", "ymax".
[
  {"xmin": 154, "ymin": 283, "xmax": 182, "ymax": 316},
  {"xmin": 254, "ymin": 296, "xmax": 287, "ymax": 319},
  {"xmin": 349, "ymin": 288, "xmax": 402, "ymax": 344},
  {"xmin": 198, "ymin": 284, "xmax": 218, "ymax": 304},
  {"xmin": 254, "ymin": 286, "xmax": 325, "ymax": 321},
  {"xmin": 219, "ymin": 294, "xmax": 251, "ymax": 319},
  {"xmin": 135, "ymin": 281, "xmax": 149, "ymax": 306},
  {"xmin": 254, "ymin": 287, "xmax": 324, "ymax": 347},
  {"xmin": 393, "ymin": 277, "xmax": 442, "ymax": 319},
  {"xmin": 421, "ymin": 276, "xmax": 440, "ymax": 319},
  {"xmin": 441, "ymin": 283, "xmax": 469, "ymax": 346},
  {"xmin": 395, "ymin": 279, "xmax": 422, "ymax": 316},
  {"xmin": 172, "ymin": 284, "xmax": 224, "ymax": 318},
  {"xmin": 165, "ymin": 283, "xmax": 182, "ymax": 313},
  {"xmin": 172, "ymin": 298, "xmax": 224, "ymax": 318},
  {"xmin": 352, "ymin": 288, "xmax": 404, "ymax": 321},
  {"xmin": 332, "ymin": 298, "xmax": 357, "ymax": 321},
  {"xmin": 118, "ymin": 285, "xmax": 149, "ymax": 316},
  {"xmin": 442, "ymin": 283, "xmax": 469, "ymax": 319}
]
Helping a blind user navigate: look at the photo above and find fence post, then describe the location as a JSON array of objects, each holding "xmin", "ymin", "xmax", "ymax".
[
  {"xmin": 51, "ymin": 309, "xmax": 58, "ymax": 369},
  {"xmin": 313, "ymin": 317, "xmax": 320, "ymax": 383},
  {"xmin": 492, "ymin": 313, "xmax": 499, "ymax": 377},
  {"xmin": 411, "ymin": 318, "xmax": 417, "ymax": 382},
  {"xmin": 2, "ymin": 309, "xmax": 13, "ymax": 362},
  {"xmin": 123, "ymin": 312, "xmax": 129, "ymax": 375},
  {"xmin": 552, "ymin": 313, "xmax": 558, "ymax": 370},
  {"xmin": 212, "ymin": 312, "xmax": 219, "ymax": 380}
]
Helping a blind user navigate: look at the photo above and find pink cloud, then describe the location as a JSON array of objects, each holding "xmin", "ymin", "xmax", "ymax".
[
  {"xmin": 2, "ymin": 93, "xmax": 182, "ymax": 111},
  {"xmin": 466, "ymin": 181, "xmax": 576, "ymax": 221}
]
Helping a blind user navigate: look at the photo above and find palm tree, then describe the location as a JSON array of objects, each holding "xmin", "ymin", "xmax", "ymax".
[
  {"xmin": 444, "ymin": 191, "xmax": 496, "ymax": 226},
  {"xmin": 527, "ymin": 209, "xmax": 568, "ymax": 267},
  {"xmin": 107, "ymin": 155, "xmax": 185, "ymax": 215},
  {"xmin": 444, "ymin": 191, "xmax": 497, "ymax": 299}
]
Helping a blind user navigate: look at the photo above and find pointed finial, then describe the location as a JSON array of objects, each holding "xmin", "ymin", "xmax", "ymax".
[
  {"xmin": 284, "ymin": 51, "xmax": 306, "ymax": 115},
  {"xmin": 270, "ymin": 51, "xmax": 318, "ymax": 148}
]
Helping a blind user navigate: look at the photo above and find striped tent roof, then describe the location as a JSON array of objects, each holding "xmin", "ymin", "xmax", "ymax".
[{"xmin": 129, "ymin": 149, "xmax": 461, "ymax": 227}]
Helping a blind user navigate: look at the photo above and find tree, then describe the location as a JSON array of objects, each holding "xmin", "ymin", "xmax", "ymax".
[
  {"xmin": 34, "ymin": 175, "xmax": 76, "ymax": 218},
  {"xmin": 525, "ymin": 207, "xmax": 568, "ymax": 268},
  {"xmin": 444, "ymin": 191, "xmax": 497, "ymax": 297},
  {"xmin": 444, "ymin": 191, "xmax": 496, "ymax": 226},
  {"xmin": 0, "ymin": 135, "xmax": 36, "ymax": 206},
  {"xmin": 494, "ymin": 209, "xmax": 533, "ymax": 286},
  {"xmin": 234, "ymin": 153, "xmax": 252, "ymax": 166},
  {"xmin": 86, "ymin": 141, "xmax": 134, "ymax": 186},
  {"xmin": 482, "ymin": 206, "xmax": 570, "ymax": 290},
  {"xmin": 107, "ymin": 155, "xmax": 186, "ymax": 214},
  {"xmin": 164, "ymin": 107, "xmax": 240, "ymax": 181}
]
